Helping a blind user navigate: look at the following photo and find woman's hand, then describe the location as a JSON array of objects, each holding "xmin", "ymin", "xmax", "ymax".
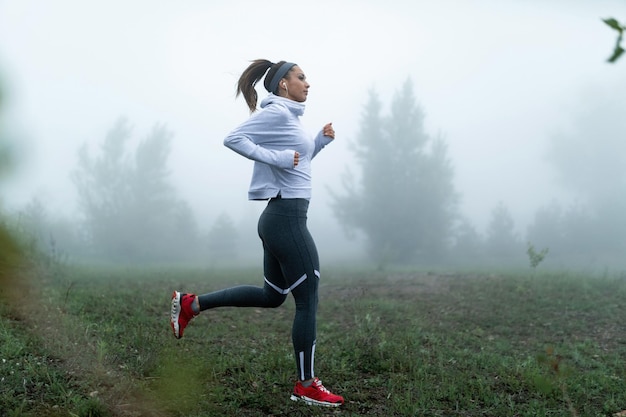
[
  {"xmin": 323, "ymin": 122, "xmax": 335, "ymax": 139},
  {"xmin": 294, "ymin": 151, "xmax": 300, "ymax": 167}
]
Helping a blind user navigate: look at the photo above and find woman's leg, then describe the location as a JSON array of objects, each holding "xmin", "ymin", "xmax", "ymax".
[
  {"xmin": 290, "ymin": 269, "xmax": 319, "ymax": 381},
  {"xmin": 171, "ymin": 204, "xmax": 289, "ymax": 339},
  {"xmin": 257, "ymin": 199, "xmax": 320, "ymax": 381},
  {"xmin": 175, "ymin": 199, "xmax": 320, "ymax": 380},
  {"xmin": 170, "ymin": 246, "xmax": 287, "ymax": 339},
  {"xmin": 197, "ymin": 280, "xmax": 287, "ymax": 310},
  {"xmin": 259, "ymin": 200, "xmax": 342, "ymax": 406},
  {"xmin": 170, "ymin": 198, "xmax": 342, "ymax": 405}
]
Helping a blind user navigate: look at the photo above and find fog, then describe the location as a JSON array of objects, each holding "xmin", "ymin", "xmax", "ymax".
[{"xmin": 1, "ymin": 0, "xmax": 625, "ymax": 266}]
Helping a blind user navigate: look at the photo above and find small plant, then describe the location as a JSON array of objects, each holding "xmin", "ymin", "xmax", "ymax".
[
  {"xmin": 96, "ymin": 340, "xmax": 108, "ymax": 365},
  {"xmin": 527, "ymin": 242, "xmax": 549, "ymax": 269},
  {"xmin": 353, "ymin": 313, "xmax": 388, "ymax": 373}
]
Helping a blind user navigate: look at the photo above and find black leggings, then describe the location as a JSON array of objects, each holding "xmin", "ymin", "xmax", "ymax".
[{"xmin": 197, "ymin": 198, "xmax": 319, "ymax": 381}]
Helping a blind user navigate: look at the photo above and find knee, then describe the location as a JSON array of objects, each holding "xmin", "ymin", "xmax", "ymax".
[{"xmin": 267, "ymin": 292, "xmax": 287, "ymax": 308}]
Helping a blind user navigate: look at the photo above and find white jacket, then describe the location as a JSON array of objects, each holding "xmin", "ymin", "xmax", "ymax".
[{"xmin": 224, "ymin": 94, "xmax": 332, "ymax": 200}]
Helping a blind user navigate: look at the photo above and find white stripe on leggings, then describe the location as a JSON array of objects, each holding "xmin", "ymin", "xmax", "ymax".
[
  {"xmin": 265, "ymin": 270, "xmax": 320, "ymax": 295},
  {"xmin": 311, "ymin": 341, "xmax": 316, "ymax": 378},
  {"xmin": 298, "ymin": 340, "xmax": 316, "ymax": 381}
]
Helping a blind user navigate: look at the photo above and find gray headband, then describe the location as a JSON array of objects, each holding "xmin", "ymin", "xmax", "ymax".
[{"xmin": 267, "ymin": 62, "xmax": 296, "ymax": 93}]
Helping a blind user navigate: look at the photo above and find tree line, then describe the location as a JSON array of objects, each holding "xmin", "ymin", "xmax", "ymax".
[{"xmin": 5, "ymin": 80, "xmax": 626, "ymax": 270}]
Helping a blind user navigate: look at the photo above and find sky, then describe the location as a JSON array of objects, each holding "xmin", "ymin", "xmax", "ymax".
[{"xmin": 1, "ymin": 0, "xmax": 625, "ymax": 254}]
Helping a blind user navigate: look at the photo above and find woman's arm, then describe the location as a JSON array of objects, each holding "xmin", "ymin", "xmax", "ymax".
[
  {"xmin": 224, "ymin": 107, "xmax": 297, "ymax": 169},
  {"xmin": 312, "ymin": 122, "xmax": 335, "ymax": 159}
]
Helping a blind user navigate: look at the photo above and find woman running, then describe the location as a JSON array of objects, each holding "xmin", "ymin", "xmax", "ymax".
[{"xmin": 170, "ymin": 59, "xmax": 344, "ymax": 407}]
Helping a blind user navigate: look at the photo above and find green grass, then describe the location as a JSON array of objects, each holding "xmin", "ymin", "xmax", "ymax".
[{"xmin": 1, "ymin": 266, "xmax": 626, "ymax": 416}]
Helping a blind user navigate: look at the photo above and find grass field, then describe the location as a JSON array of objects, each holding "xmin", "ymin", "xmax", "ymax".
[{"xmin": 1, "ymin": 265, "xmax": 626, "ymax": 416}]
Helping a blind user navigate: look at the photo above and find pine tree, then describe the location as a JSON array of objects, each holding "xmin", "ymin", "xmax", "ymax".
[
  {"xmin": 330, "ymin": 79, "xmax": 458, "ymax": 265},
  {"xmin": 485, "ymin": 202, "xmax": 522, "ymax": 262},
  {"xmin": 72, "ymin": 118, "xmax": 198, "ymax": 262}
]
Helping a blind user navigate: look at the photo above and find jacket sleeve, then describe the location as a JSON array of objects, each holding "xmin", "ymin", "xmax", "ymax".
[
  {"xmin": 224, "ymin": 133, "xmax": 295, "ymax": 169},
  {"xmin": 312, "ymin": 129, "xmax": 334, "ymax": 159},
  {"xmin": 223, "ymin": 107, "xmax": 295, "ymax": 169}
]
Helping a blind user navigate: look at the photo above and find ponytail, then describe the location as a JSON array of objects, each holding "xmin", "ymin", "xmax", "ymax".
[{"xmin": 236, "ymin": 59, "xmax": 295, "ymax": 112}]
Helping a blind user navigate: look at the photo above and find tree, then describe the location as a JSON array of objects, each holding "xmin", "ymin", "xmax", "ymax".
[
  {"xmin": 330, "ymin": 79, "xmax": 458, "ymax": 265},
  {"xmin": 206, "ymin": 212, "xmax": 238, "ymax": 266},
  {"xmin": 559, "ymin": 203, "xmax": 597, "ymax": 262},
  {"xmin": 485, "ymin": 202, "xmax": 522, "ymax": 262},
  {"xmin": 547, "ymin": 93, "xmax": 626, "ymax": 264},
  {"xmin": 73, "ymin": 119, "xmax": 132, "ymax": 259},
  {"xmin": 72, "ymin": 118, "xmax": 198, "ymax": 263},
  {"xmin": 450, "ymin": 217, "xmax": 484, "ymax": 265},
  {"xmin": 526, "ymin": 202, "xmax": 563, "ymax": 256}
]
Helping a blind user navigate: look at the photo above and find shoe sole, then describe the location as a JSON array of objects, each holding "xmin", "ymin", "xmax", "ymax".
[
  {"xmin": 290, "ymin": 394, "xmax": 342, "ymax": 407},
  {"xmin": 170, "ymin": 291, "xmax": 182, "ymax": 339}
]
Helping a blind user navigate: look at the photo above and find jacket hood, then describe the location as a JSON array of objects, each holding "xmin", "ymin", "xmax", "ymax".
[{"xmin": 260, "ymin": 94, "xmax": 305, "ymax": 116}]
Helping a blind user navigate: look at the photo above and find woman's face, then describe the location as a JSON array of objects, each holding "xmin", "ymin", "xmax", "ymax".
[{"xmin": 283, "ymin": 66, "xmax": 309, "ymax": 102}]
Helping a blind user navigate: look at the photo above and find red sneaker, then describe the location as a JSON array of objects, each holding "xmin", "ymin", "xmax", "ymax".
[
  {"xmin": 170, "ymin": 291, "xmax": 197, "ymax": 339},
  {"xmin": 290, "ymin": 377, "xmax": 344, "ymax": 407}
]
